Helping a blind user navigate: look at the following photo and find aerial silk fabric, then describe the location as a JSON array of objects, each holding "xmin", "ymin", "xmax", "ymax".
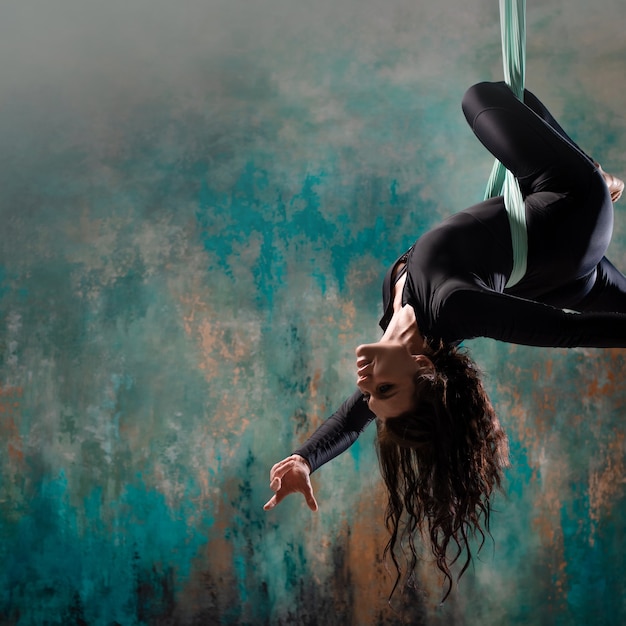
[{"xmin": 484, "ymin": 0, "xmax": 527, "ymax": 287}]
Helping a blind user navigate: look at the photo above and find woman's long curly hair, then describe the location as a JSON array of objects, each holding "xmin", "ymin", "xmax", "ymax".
[{"xmin": 376, "ymin": 342, "xmax": 509, "ymax": 602}]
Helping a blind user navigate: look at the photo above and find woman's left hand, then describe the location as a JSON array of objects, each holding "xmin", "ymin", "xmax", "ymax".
[{"xmin": 263, "ymin": 454, "xmax": 319, "ymax": 512}]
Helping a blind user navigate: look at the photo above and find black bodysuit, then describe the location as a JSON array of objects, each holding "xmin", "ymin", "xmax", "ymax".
[{"xmin": 294, "ymin": 82, "xmax": 626, "ymax": 472}]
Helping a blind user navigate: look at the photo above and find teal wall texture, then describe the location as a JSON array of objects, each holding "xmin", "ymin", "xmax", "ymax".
[{"xmin": 1, "ymin": 0, "xmax": 626, "ymax": 624}]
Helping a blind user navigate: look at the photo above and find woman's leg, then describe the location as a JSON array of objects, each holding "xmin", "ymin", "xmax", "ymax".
[
  {"xmin": 523, "ymin": 88, "xmax": 624, "ymax": 202},
  {"xmin": 578, "ymin": 257, "xmax": 626, "ymax": 313},
  {"xmin": 521, "ymin": 88, "xmax": 594, "ymax": 162},
  {"xmin": 462, "ymin": 81, "xmax": 614, "ymax": 290},
  {"xmin": 461, "ymin": 81, "xmax": 596, "ymax": 195}
]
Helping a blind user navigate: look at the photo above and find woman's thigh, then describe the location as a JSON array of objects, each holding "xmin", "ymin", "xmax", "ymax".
[
  {"xmin": 463, "ymin": 81, "xmax": 596, "ymax": 194},
  {"xmin": 524, "ymin": 175, "xmax": 613, "ymax": 281}
]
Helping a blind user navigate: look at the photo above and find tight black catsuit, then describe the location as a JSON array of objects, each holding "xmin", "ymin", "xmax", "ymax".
[{"xmin": 295, "ymin": 81, "xmax": 626, "ymax": 472}]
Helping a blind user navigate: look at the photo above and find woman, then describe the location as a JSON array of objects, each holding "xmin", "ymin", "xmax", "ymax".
[{"xmin": 263, "ymin": 81, "xmax": 626, "ymax": 599}]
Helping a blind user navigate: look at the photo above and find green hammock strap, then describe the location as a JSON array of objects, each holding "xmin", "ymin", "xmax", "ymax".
[{"xmin": 484, "ymin": 0, "xmax": 527, "ymax": 288}]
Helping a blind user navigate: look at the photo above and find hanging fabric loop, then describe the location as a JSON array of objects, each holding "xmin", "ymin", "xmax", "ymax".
[{"xmin": 484, "ymin": 0, "xmax": 527, "ymax": 288}]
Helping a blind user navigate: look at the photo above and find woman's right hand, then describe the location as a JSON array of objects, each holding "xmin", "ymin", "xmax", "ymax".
[{"xmin": 263, "ymin": 454, "xmax": 319, "ymax": 512}]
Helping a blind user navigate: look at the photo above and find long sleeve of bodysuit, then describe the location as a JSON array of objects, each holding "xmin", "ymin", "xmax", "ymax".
[
  {"xmin": 440, "ymin": 286, "xmax": 626, "ymax": 347},
  {"xmin": 293, "ymin": 390, "xmax": 376, "ymax": 473}
]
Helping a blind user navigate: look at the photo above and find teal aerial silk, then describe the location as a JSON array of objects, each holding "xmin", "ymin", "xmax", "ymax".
[{"xmin": 484, "ymin": 0, "xmax": 527, "ymax": 287}]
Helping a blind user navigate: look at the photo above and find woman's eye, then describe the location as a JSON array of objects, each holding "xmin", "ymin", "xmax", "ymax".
[{"xmin": 377, "ymin": 384, "xmax": 393, "ymax": 395}]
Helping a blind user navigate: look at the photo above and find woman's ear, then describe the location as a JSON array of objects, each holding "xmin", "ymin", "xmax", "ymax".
[{"xmin": 412, "ymin": 354, "xmax": 435, "ymax": 371}]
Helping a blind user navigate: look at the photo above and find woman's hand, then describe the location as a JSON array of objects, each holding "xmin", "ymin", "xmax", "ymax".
[{"xmin": 263, "ymin": 454, "xmax": 319, "ymax": 512}]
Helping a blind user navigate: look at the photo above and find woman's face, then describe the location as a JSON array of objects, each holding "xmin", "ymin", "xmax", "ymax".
[{"xmin": 355, "ymin": 342, "xmax": 430, "ymax": 420}]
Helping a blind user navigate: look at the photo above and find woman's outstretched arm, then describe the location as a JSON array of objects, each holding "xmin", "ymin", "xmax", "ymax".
[
  {"xmin": 293, "ymin": 390, "xmax": 376, "ymax": 472},
  {"xmin": 264, "ymin": 390, "xmax": 376, "ymax": 510}
]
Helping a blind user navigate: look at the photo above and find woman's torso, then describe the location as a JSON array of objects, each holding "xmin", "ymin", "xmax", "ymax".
[{"xmin": 380, "ymin": 184, "xmax": 612, "ymax": 344}]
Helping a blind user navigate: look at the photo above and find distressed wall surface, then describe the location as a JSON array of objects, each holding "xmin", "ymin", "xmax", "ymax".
[{"xmin": 1, "ymin": 1, "xmax": 626, "ymax": 624}]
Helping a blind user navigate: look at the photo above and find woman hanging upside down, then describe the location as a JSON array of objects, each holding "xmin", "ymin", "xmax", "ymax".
[{"xmin": 263, "ymin": 81, "xmax": 626, "ymax": 600}]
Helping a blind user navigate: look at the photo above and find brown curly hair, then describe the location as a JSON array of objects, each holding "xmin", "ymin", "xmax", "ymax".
[{"xmin": 375, "ymin": 343, "xmax": 509, "ymax": 602}]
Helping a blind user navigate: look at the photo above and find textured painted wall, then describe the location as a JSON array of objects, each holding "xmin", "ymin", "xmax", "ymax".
[{"xmin": 1, "ymin": 0, "xmax": 625, "ymax": 624}]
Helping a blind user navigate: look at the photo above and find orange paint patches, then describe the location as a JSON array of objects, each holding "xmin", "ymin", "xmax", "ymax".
[
  {"xmin": 495, "ymin": 383, "xmax": 527, "ymax": 444},
  {"xmin": 329, "ymin": 484, "xmax": 454, "ymax": 622},
  {"xmin": 551, "ymin": 559, "xmax": 569, "ymax": 611},
  {"xmin": 175, "ymin": 487, "xmax": 238, "ymax": 622},
  {"xmin": 213, "ymin": 393, "xmax": 251, "ymax": 443},
  {"xmin": 529, "ymin": 492, "xmax": 569, "ymax": 608},
  {"xmin": 194, "ymin": 459, "xmax": 214, "ymax": 504},
  {"xmin": 609, "ymin": 347, "xmax": 626, "ymax": 360},
  {"xmin": 302, "ymin": 370, "xmax": 330, "ymax": 431},
  {"xmin": 584, "ymin": 349, "xmax": 626, "ymax": 400},
  {"xmin": 588, "ymin": 430, "xmax": 626, "ymax": 538},
  {"xmin": 496, "ymin": 356, "xmax": 574, "ymax": 609},
  {"xmin": 0, "ymin": 385, "xmax": 25, "ymax": 467},
  {"xmin": 309, "ymin": 369, "xmax": 321, "ymax": 400},
  {"xmin": 493, "ymin": 347, "xmax": 626, "ymax": 612},
  {"xmin": 345, "ymin": 490, "xmax": 401, "ymax": 624},
  {"xmin": 586, "ymin": 375, "xmax": 615, "ymax": 398},
  {"xmin": 337, "ymin": 300, "xmax": 356, "ymax": 333},
  {"xmin": 196, "ymin": 318, "xmax": 225, "ymax": 380},
  {"xmin": 531, "ymin": 503, "xmax": 563, "ymax": 547},
  {"xmin": 8, "ymin": 441, "xmax": 24, "ymax": 463},
  {"xmin": 179, "ymin": 294, "xmax": 260, "ymax": 387},
  {"xmin": 0, "ymin": 384, "xmax": 23, "ymax": 402},
  {"xmin": 175, "ymin": 293, "xmax": 262, "ymax": 505},
  {"xmin": 319, "ymin": 297, "xmax": 356, "ymax": 342}
]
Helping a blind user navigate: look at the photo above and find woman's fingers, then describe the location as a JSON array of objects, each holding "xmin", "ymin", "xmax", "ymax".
[
  {"xmin": 263, "ymin": 495, "xmax": 277, "ymax": 510},
  {"xmin": 270, "ymin": 456, "xmax": 294, "ymax": 474},
  {"xmin": 268, "ymin": 455, "xmax": 308, "ymax": 489},
  {"xmin": 304, "ymin": 481, "xmax": 319, "ymax": 512},
  {"xmin": 264, "ymin": 489, "xmax": 290, "ymax": 510},
  {"xmin": 268, "ymin": 458, "xmax": 297, "ymax": 493},
  {"xmin": 263, "ymin": 473, "xmax": 297, "ymax": 510},
  {"xmin": 264, "ymin": 455, "xmax": 318, "ymax": 512},
  {"xmin": 264, "ymin": 493, "xmax": 285, "ymax": 510},
  {"xmin": 269, "ymin": 456, "xmax": 298, "ymax": 482},
  {"xmin": 306, "ymin": 496, "xmax": 319, "ymax": 512}
]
